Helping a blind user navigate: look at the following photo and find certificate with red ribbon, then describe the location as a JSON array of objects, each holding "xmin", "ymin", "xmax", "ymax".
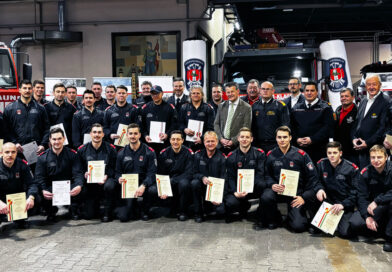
[
  {"xmin": 237, "ymin": 169, "xmax": 254, "ymax": 193},
  {"xmin": 114, "ymin": 124, "xmax": 130, "ymax": 147},
  {"xmin": 156, "ymin": 174, "xmax": 172, "ymax": 197},
  {"xmin": 121, "ymin": 174, "xmax": 139, "ymax": 199},
  {"xmin": 205, "ymin": 177, "xmax": 224, "ymax": 203},
  {"xmin": 278, "ymin": 169, "xmax": 299, "ymax": 197},
  {"xmin": 87, "ymin": 160, "xmax": 105, "ymax": 183},
  {"xmin": 311, "ymin": 201, "xmax": 344, "ymax": 235},
  {"xmin": 6, "ymin": 192, "xmax": 27, "ymax": 221}
]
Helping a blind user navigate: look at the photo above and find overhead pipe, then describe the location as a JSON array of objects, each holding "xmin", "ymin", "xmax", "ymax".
[{"xmin": 10, "ymin": 33, "xmax": 34, "ymax": 75}]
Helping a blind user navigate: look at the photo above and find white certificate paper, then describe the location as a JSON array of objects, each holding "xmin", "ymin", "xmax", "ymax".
[
  {"xmin": 22, "ymin": 141, "xmax": 38, "ymax": 165},
  {"xmin": 87, "ymin": 160, "xmax": 105, "ymax": 183},
  {"xmin": 83, "ymin": 134, "xmax": 92, "ymax": 144},
  {"xmin": 205, "ymin": 177, "xmax": 224, "ymax": 203},
  {"xmin": 186, "ymin": 119, "xmax": 204, "ymax": 142},
  {"xmin": 50, "ymin": 123, "xmax": 69, "ymax": 145},
  {"xmin": 156, "ymin": 174, "xmax": 173, "ymax": 197},
  {"xmin": 52, "ymin": 180, "xmax": 71, "ymax": 206},
  {"xmin": 278, "ymin": 169, "xmax": 300, "ymax": 197},
  {"xmin": 6, "ymin": 192, "xmax": 27, "ymax": 221},
  {"xmin": 149, "ymin": 121, "xmax": 166, "ymax": 143},
  {"xmin": 311, "ymin": 201, "xmax": 344, "ymax": 235},
  {"xmin": 237, "ymin": 169, "xmax": 254, "ymax": 193},
  {"xmin": 114, "ymin": 124, "xmax": 129, "ymax": 147},
  {"xmin": 0, "ymin": 138, "xmax": 3, "ymax": 153},
  {"xmin": 121, "ymin": 174, "xmax": 139, "ymax": 199}
]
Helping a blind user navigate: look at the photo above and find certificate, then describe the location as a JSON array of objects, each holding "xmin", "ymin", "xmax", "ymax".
[
  {"xmin": 311, "ymin": 201, "xmax": 344, "ymax": 235},
  {"xmin": 237, "ymin": 169, "xmax": 254, "ymax": 193},
  {"xmin": 83, "ymin": 133, "xmax": 92, "ymax": 144},
  {"xmin": 156, "ymin": 174, "xmax": 173, "ymax": 197},
  {"xmin": 6, "ymin": 192, "xmax": 27, "ymax": 221},
  {"xmin": 87, "ymin": 160, "xmax": 105, "ymax": 183},
  {"xmin": 0, "ymin": 138, "xmax": 3, "ymax": 153},
  {"xmin": 278, "ymin": 169, "xmax": 299, "ymax": 197},
  {"xmin": 186, "ymin": 119, "xmax": 204, "ymax": 142},
  {"xmin": 22, "ymin": 141, "xmax": 38, "ymax": 165},
  {"xmin": 50, "ymin": 123, "xmax": 69, "ymax": 145},
  {"xmin": 114, "ymin": 124, "xmax": 129, "ymax": 147},
  {"xmin": 121, "ymin": 174, "xmax": 139, "ymax": 199},
  {"xmin": 205, "ymin": 177, "xmax": 224, "ymax": 203},
  {"xmin": 149, "ymin": 121, "xmax": 166, "ymax": 143},
  {"xmin": 52, "ymin": 180, "xmax": 71, "ymax": 206}
]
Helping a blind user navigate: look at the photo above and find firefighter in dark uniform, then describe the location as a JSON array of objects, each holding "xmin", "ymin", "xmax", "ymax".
[
  {"xmin": 35, "ymin": 128, "xmax": 84, "ymax": 221},
  {"xmin": 241, "ymin": 79, "xmax": 260, "ymax": 106},
  {"xmin": 351, "ymin": 145, "xmax": 392, "ymax": 252},
  {"xmin": 179, "ymin": 85, "xmax": 215, "ymax": 151},
  {"xmin": 3, "ymin": 79, "xmax": 50, "ymax": 156},
  {"xmin": 151, "ymin": 130, "xmax": 193, "ymax": 221},
  {"xmin": 209, "ymin": 83, "xmax": 224, "ymax": 114},
  {"xmin": 0, "ymin": 143, "xmax": 37, "ymax": 228},
  {"xmin": 77, "ymin": 124, "xmax": 117, "ymax": 222},
  {"xmin": 66, "ymin": 85, "xmax": 83, "ymax": 111},
  {"xmin": 260, "ymin": 126, "xmax": 319, "ymax": 232},
  {"xmin": 314, "ymin": 141, "xmax": 359, "ymax": 238},
  {"xmin": 92, "ymin": 82, "xmax": 110, "ymax": 111},
  {"xmin": 252, "ymin": 81, "xmax": 290, "ymax": 153},
  {"xmin": 291, "ymin": 82, "xmax": 334, "ymax": 163},
  {"xmin": 44, "ymin": 83, "xmax": 76, "ymax": 148},
  {"xmin": 115, "ymin": 123, "xmax": 157, "ymax": 222},
  {"xmin": 135, "ymin": 81, "xmax": 153, "ymax": 107},
  {"xmin": 167, "ymin": 77, "xmax": 189, "ymax": 113},
  {"xmin": 32, "ymin": 80, "xmax": 49, "ymax": 105},
  {"xmin": 140, "ymin": 85, "xmax": 178, "ymax": 154},
  {"xmin": 72, "ymin": 90, "xmax": 105, "ymax": 149},
  {"xmin": 334, "ymin": 88, "xmax": 357, "ymax": 162},
  {"xmin": 191, "ymin": 131, "xmax": 226, "ymax": 223},
  {"xmin": 354, "ymin": 75, "xmax": 390, "ymax": 169},
  {"xmin": 224, "ymin": 127, "xmax": 265, "ymax": 223},
  {"xmin": 104, "ymin": 85, "xmax": 139, "ymax": 145}
]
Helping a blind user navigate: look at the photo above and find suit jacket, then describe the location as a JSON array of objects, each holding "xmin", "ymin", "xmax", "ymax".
[
  {"xmin": 283, "ymin": 93, "xmax": 305, "ymax": 111},
  {"xmin": 167, "ymin": 94, "xmax": 189, "ymax": 113},
  {"xmin": 214, "ymin": 98, "xmax": 252, "ymax": 145},
  {"xmin": 335, "ymin": 104, "xmax": 357, "ymax": 156}
]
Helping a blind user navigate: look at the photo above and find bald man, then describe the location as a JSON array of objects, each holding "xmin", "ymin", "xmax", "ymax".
[{"xmin": 0, "ymin": 143, "xmax": 37, "ymax": 228}]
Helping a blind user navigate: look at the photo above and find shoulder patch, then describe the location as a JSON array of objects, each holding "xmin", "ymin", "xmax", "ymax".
[
  {"xmin": 208, "ymin": 103, "xmax": 214, "ymax": 109},
  {"xmin": 360, "ymin": 168, "xmax": 367, "ymax": 175},
  {"xmin": 70, "ymin": 149, "xmax": 77, "ymax": 154},
  {"xmin": 188, "ymin": 148, "xmax": 194, "ymax": 155},
  {"xmin": 22, "ymin": 159, "xmax": 28, "ymax": 165},
  {"xmin": 147, "ymin": 146, "xmax": 155, "ymax": 152},
  {"xmin": 278, "ymin": 100, "xmax": 286, "ymax": 106},
  {"xmin": 38, "ymin": 151, "xmax": 45, "ymax": 156},
  {"xmin": 169, "ymin": 103, "xmax": 175, "ymax": 109},
  {"xmin": 110, "ymin": 144, "xmax": 116, "ymax": 149},
  {"xmin": 352, "ymin": 163, "xmax": 359, "ymax": 170},
  {"xmin": 257, "ymin": 148, "xmax": 265, "ymax": 153},
  {"xmin": 74, "ymin": 110, "xmax": 80, "ymax": 115},
  {"xmin": 195, "ymin": 149, "xmax": 201, "ymax": 154},
  {"xmin": 267, "ymin": 150, "xmax": 272, "ymax": 157},
  {"xmin": 226, "ymin": 152, "xmax": 233, "ymax": 158},
  {"xmin": 317, "ymin": 158, "xmax": 324, "ymax": 164},
  {"xmin": 78, "ymin": 145, "xmax": 84, "ymax": 150},
  {"xmin": 160, "ymin": 148, "xmax": 167, "ymax": 154},
  {"xmin": 142, "ymin": 104, "xmax": 147, "ymax": 109},
  {"xmin": 132, "ymin": 104, "xmax": 138, "ymax": 109},
  {"xmin": 297, "ymin": 149, "xmax": 305, "ymax": 156},
  {"xmin": 105, "ymin": 106, "xmax": 112, "ymax": 111}
]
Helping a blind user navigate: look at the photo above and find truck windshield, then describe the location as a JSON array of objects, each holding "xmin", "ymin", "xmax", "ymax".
[{"xmin": 0, "ymin": 50, "xmax": 17, "ymax": 88}]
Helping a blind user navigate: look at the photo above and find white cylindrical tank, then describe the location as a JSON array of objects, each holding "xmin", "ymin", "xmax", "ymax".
[{"xmin": 183, "ymin": 40, "xmax": 207, "ymax": 97}]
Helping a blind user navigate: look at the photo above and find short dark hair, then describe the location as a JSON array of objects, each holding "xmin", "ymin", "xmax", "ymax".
[
  {"xmin": 19, "ymin": 79, "xmax": 32, "ymax": 88},
  {"xmin": 127, "ymin": 123, "xmax": 140, "ymax": 132},
  {"xmin": 212, "ymin": 82, "xmax": 223, "ymax": 90},
  {"xmin": 117, "ymin": 85, "xmax": 128, "ymax": 92},
  {"xmin": 83, "ymin": 89, "xmax": 95, "ymax": 98},
  {"xmin": 53, "ymin": 83, "xmax": 66, "ymax": 92},
  {"xmin": 173, "ymin": 77, "xmax": 184, "ymax": 84},
  {"xmin": 340, "ymin": 88, "xmax": 354, "ymax": 97},
  {"xmin": 66, "ymin": 85, "xmax": 77, "ymax": 91},
  {"xmin": 105, "ymin": 85, "xmax": 116, "ymax": 92},
  {"xmin": 92, "ymin": 82, "xmax": 102, "ymax": 87},
  {"xmin": 33, "ymin": 80, "xmax": 44, "ymax": 87},
  {"xmin": 141, "ymin": 81, "xmax": 152, "ymax": 87},
  {"xmin": 49, "ymin": 127, "xmax": 64, "ymax": 138},
  {"xmin": 326, "ymin": 141, "xmax": 342, "ymax": 151},
  {"xmin": 225, "ymin": 81, "xmax": 239, "ymax": 90},
  {"xmin": 170, "ymin": 130, "xmax": 183, "ymax": 139},
  {"xmin": 304, "ymin": 81, "xmax": 318, "ymax": 91},
  {"xmin": 289, "ymin": 77, "xmax": 301, "ymax": 84},
  {"xmin": 91, "ymin": 123, "xmax": 103, "ymax": 132},
  {"xmin": 275, "ymin": 125, "xmax": 292, "ymax": 136}
]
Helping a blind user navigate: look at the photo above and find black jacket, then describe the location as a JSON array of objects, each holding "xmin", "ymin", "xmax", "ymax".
[
  {"xmin": 158, "ymin": 145, "xmax": 194, "ymax": 181},
  {"xmin": 179, "ymin": 102, "xmax": 215, "ymax": 140},
  {"xmin": 193, "ymin": 149, "xmax": 226, "ymax": 181},
  {"xmin": 315, "ymin": 158, "xmax": 358, "ymax": 211},
  {"xmin": 283, "ymin": 93, "xmax": 305, "ymax": 111},
  {"xmin": 94, "ymin": 98, "xmax": 110, "ymax": 111},
  {"xmin": 3, "ymin": 98, "xmax": 50, "ymax": 146},
  {"xmin": 334, "ymin": 104, "xmax": 357, "ymax": 156},
  {"xmin": 135, "ymin": 96, "xmax": 152, "ymax": 107},
  {"xmin": 72, "ymin": 107, "xmax": 104, "ymax": 148},
  {"xmin": 167, "ymin": 94, "xmax": 189, "ymax": 113},
  {"xmin": 115, "ymin": 143, "xmax": 157, "ymax": 187}
]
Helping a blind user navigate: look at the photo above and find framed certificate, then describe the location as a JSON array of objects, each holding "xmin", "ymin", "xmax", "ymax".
[
  {"xmin": 121, "ymin": 174, "xmax": 139, "ymax": 199},
  {"xmin": 278, "ymin": 169, "xmax": 299, "ymax": 197},
  {"xmin": 156, "ymin": 174, "xmax": 173, "ymax": 197},
  {"xmin": 114, "ymin": 124, "xmax": 129, "ymax": 147},
  {"xmin": 205, "ymin": 177, "xmax": 224, "ymax": 203},
  {"xmin": 87, "ymin": 161, "xmax": 105, "ymax": 183},
  {"xmin": 6, "ymin": 192, "xmax": 27, "ymax": 221},
  {"xmin": 311, "ymin": 201, "xmax": 344, "ymax": 235},
  {"xmin": 237, "ymin": 169, "xmax": 254, "ymax": 193}
]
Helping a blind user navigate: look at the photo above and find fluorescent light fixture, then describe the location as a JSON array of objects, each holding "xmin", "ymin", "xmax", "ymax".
[{"xmin": 283, "ymin": 9, "xmax": 293, "ymax": 12}]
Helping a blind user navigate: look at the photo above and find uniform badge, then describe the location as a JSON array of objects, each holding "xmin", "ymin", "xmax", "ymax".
[
  {"xmin": 266, "ymin": 111, "xmax": 275, "ymax": 116},
  {"xmin": 139, "ymin": 156, "xmax": 143, "ymax": 162},
  {"xmin": 323, "ymin": 172, "xmax": 328, "ymax": 178},
  {"xmin": 328, "ymin": 57, "xmax": 348, "ymax": 92},
  {"xmin": 371, "ymin": 113, "xmax": 377, "ymax": 119},
  {"xmin": 16, "ymin": 109, "xmax": 21, "ymax": 115},
  {"xmin": 346, "ymin": 116, "xmax": 353, "ymax": 123},
  {"xmin": 15, "ymin": 172, "xmax": 20, "ymax": 178},
  {"xmin": 290, "ymin": 161, "xmax": 294, "ymax": 168},
  {"xmin": 147, "ymin": 113, "xmax": 153, "ymax": 118},
  {"xmin": 255, "ymin": 111, "xmax": 259, "ymax": 117},
  {"xmin": 187, "ymin": 111, "xmax": 191, "ymax": 116},
  {"xmin": 237, "ymin": 162, "xmax": 242, "ymax": 168},
  {"xmin": 126, "ymin": 112, "xmax": 130, "ymax": 117},
  {"xmin": 307, "ymin": 162, "xmax": 314, "ymax": 171}
]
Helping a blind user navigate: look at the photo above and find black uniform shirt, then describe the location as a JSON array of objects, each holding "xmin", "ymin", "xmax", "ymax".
[
  {"xmin": 135, "ymin": 96, "xmax": 152, "ymax": 107},
  {"xmin": 103, "ymin": 103, "xmax": 139, "ymax": 140},
  {"xmin": 94, "ymin": 98, "xmax": 110, "ymax": 111},
  {"xmin": 158, "ymin": 145, "xmax": 194, "ymax": 181},
  {"xmin": 140, "ymin": 101, "xmax": 178, "ymax": 138},
  {"xmin": 72, "ymin": 107, "xmax": 104, "ymax": 148},
  {"xmin": 193, "ymin": 149, "xmax": 226, "ymax": 181},
  {"xmin": 179, "ymin": 102, "xmax": 215, "ymax": 139}
]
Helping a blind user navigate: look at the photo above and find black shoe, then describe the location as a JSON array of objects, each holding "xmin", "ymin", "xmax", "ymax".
[
  {"xmin": 253, "ymin": 222, "xmax": 265, "ymax": 231},
  {"xmin": 383, "ymin": 241, "xmax": 392, "ymax": 252},
  {"xmin": 72, "ymin": 214, "xmax": 81, "ymax": 220},
  {"xmin": 268, "ymin": 223, "xmax": 278, "ymax": 230},
  {"xmin": 15, "ymin": 220, "xmax": 30, "ymax": 229},
  {"xmin": 194, "ymin": 215, "xmax": 203, "ymax": 223},
  {"xmin": 178, "ymin": 213, "xmax": 187, "ymax": 221},
  {"xmin": 46, "ymin": 214, "xmax": 57, "ymax": 223},
  {"xmin": 141, "ymin": 212, "xmax": 150, "ymax": 221},
  {"xmin": 101, "ymin": 215, "xmax": 111, "ymax": 223},
  {"xmin": 308, "ymin": 226, "xmax": 321, "ymax": 235}
]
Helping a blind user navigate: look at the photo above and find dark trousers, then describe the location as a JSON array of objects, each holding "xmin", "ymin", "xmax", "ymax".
[
  {"xmin": 41, "ymin": 186, "xmax": 85, "ymax": 216},
  {"xmin": 191, "ymin": 178, "xmax": 225, "ymax": 216},
  {"xmin": 300, "ymin": 144, "xmax": 326, "ymax": 165},
  {"xmin": 81, "ymin": 179, "xmax": 116, "ymax": 219},
  {"xmin": 114, "ymin": 185, "xmax": 152, "ymax": 222},
  {"xmin": 350, "ymin": 203, "xmax": 392, "ymax": 239},
  {"xmin": 148, "ymin": 177, "xmax": 191, "ymax": 214},
  {"xmin": 260, "ymin": 188, "xmax": 317, "ymax": 232},
  {"xmin": 355, "ymin": 149, "xmax": 370, "ymax": 170}
]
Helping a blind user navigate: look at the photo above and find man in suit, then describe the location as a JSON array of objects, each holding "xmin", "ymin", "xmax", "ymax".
[
  {"xmin": 214, "ymin": 82, "xmax": 252, "ymax": 154},
  {"xmin": 241, "ymin": 79, "xmax": 260, "ymax": 106},
  {"xmin": 167, "ymin": 77, "xmax": 189, "ymax": 113},
  {"xmin": 283, "ymin": 77, "xmax": 305, "ymax": 111},
  {"xmin": 353, "ymin": 74, "xmax": 390, "ymax": 169}
]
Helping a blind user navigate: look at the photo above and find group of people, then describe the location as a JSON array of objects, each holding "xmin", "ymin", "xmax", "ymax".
[{"xmin": 0, "ymin": 74, "xmax": 391, "ymax": 253}]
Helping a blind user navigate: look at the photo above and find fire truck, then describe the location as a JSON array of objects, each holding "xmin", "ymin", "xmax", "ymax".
[{"xmin": 0, "ymin": 42, "xmax": 19, "ymax": 112}]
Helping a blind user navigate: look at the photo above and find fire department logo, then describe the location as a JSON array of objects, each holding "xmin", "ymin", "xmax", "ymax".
[
  {"xmin": 139, "ymin": 156, "xmax": 144, "ymax": 162},
  {"xmin": 237, "ymin": 162, "xmax": 242, "ymax": 168},
  {"xmin": 15, "ymin": 172, "xmax": 20, "ymax": 178},
  {"xmin": 184, "ymin": 58, "xmax": 204, "ymax": 90},
  {"xmin": 289, "ymin": 161, "xmax": 294, "ymax": 168},
  {"xmin": 328, "ymin": 57, "xmax": 348, "ymax": 92},
  {"xmin": 323, "ymin": 172, "xmax": 328, "ymax": 178},
  {"xmin": 126, "ymin": 112, "xmax": 129, "ymax": 117},
  {"xmin": 187, "ymin": 111, "xmax": 191, "ymax": 116},
  {"xmin": 16, "ymin": 109, "xmax": 21, "ymax": 115}
]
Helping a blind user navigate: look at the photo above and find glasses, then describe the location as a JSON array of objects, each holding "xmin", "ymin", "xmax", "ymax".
[{"xmin": 288, "ymin": 83, "xmax": 299, "ymax": 86}]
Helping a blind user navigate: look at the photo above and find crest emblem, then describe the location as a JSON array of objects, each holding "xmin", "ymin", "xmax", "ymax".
[
  {"xmin": 328, "ymin": 57, "xmax": 348, "ymax": 92},
  {"xmin": 17, "ymin": 109, "xmax": 21, "ymax": 115},
  {"xmin": 323, "ymin": 172, "xmax": 328, "ymax": 178},
  {"xmin": 187, "ymin": 111, "xmax": 191, "ymax": 116},
  {"xmin": 139, "ymin": 156, "xmax": 143, "ymax": 162},
  {"xmin": 15, "ymin": 172, "xmax": 20, "ymax": 178},
  {"xmin": 184, "ymin": 58, "xmax": 204, "ymax": 90},
  {"xmin": 237, "ymin": 162, "xmax": 242, "ymax": 168},
  {"xmin": 126, "ymin": 112, "xmax": 129, "ymax": 117},
  {"xmin": 290, "ymin": 161, "xmax": 294, "ymax": 168}
]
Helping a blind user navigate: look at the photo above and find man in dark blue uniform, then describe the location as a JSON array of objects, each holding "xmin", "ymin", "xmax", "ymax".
[
  {"xmin": 135, "ymin": 81, "xmax": 153, "ymax": 107},
  {"xmin": 261, "ymin": 126, "xmax": 319, "ymax": 232},
  {"xmin": 209, "ymin": 83, "xmax": 224, "ymax": 114},
  {"xmin": 224, "ymin": 127, "xmax": 265, "ymax": 223},
  {"xmin": 35, "ymin": 128, "xmax": 84, "ymax": 221},
  {"xmin": 115, "ymin": 123, "xmax": 157, "ymax": 222},
  {"xmin": 241, "ymin": 79, "xmax": 260, "ymax": 106},
  {"xmin": 191, "ymin": 131, "xmax": 226, "ymax": 223},
  {"xmin": 92, "ymin": 82, "xmax": 110, "ymax": 111},
  {"xmin": 77, "ymin": 124, "xmax": 117, "ymax": 222},
  {"xmin": 66, "ymin": 85, "xmax": 83, "ymax": 111},
  {"xmin": 32, "ymin": 80, "xmax": 48, "ymax": 105},
  {"xmin": 314, "ymin": 141, "xmax": 359, "ymax": 238},
  {"xmin": 3, "ymin": 79, "xmax": 49, "ymax": 155},
  {"xmin": 290, "ymin": 82, "xmax": 334, "ymax": 163},
  {"xmin": 44, "ymin": 83, "xmax": 76, "ymax": 148},
  {"xmin": 167, "ymin": 77, "xmax": 189, "ymax": 113},
  {"xmin": 72, "ymin": 90, "xmax": 105, "ymax": 149},
  {"xmin": 252, "ymin": 81, "xmax": 290, "ymax": 152},
  {"xmin": 179, "ymin": 85, "xmax": 215, "ymax": 151}
]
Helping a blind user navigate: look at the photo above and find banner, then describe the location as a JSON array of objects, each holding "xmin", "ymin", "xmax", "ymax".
[{"xmin": 183, "ymin": 40, "xmax": 207, "ymax": 97}]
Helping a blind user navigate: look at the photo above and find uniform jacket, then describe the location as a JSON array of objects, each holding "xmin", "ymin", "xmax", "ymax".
[
  {"xmin": 72, "ymin": 107, "xmax": 104, "ymax": 148},
  {"xmin": 179, "ymin": 102, "xmax": 215, "ymax": 140},
  {"xmin": 167, "ymin": 94, "xmax": 189, "ymax": 113},
  {"xmin": 192, "ymin": 149, "xmax": 226, "ymax": 181},
  {"xmin": 94, "ymin": 98, "xmax": 110, "ymax": 112},
  {"xmin": 103, "ymin": 103, "xmax": 139, "ymax": 142},
  {"xmin": 158, "ymin": 145, "xmax": 194, "ymax": 181},
  {"xmin": 283, "ymin": 93, "xmax": 305, "ymax": 111}
]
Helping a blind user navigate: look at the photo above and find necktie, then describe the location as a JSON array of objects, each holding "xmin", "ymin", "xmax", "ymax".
[
  {"xmin": 224, "ymin": 103, "xmax": 235, "ymax": 139},
  {"xmin": 176, "ymin": 98, "xmax": 181, "ymax": 111},
  {"xmin": 308, "ymin": 103, "xmax": 312, "ymax": 109}
]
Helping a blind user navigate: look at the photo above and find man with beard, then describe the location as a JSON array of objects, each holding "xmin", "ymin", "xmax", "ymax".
[
  {"xmin": 209, "ymin": 83, "xmax": 224, "ymax": 114},
  {"xmin": 92, "ymin": 82, "xmax": 110, "ymax": 111},
  {"xmin": 283, "ymin": 77, "xmax": 305, "ymax": 111},
  {"xmin": 32, "ymin": 80, "xmax": 48, "ymax": 105},
  {"xmin": 167, "ymin": 78, "xmax": 189, "ymax": 113},
  {"xmin": 135, "ymin": 81, "xmax": 153, "ymax": 107},
  {"xmin": 66, "ymin": 85, "xmax": 83, "ymax": 111},
  {"xmin": 241, "ymin": 79, "xmax": 260, "ymax": 106}
]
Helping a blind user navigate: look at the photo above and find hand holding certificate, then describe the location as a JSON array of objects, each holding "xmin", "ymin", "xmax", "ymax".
[
  {"xmin": 52, "ymin": 180, "xmax": 71, "ymax": 206},
  {"xmin": 311, "ymin": 201, "xmax": 344, "ymax": 235},
  {"xmin": 237, "ymin": 169, "xmax": 254, "ymax": 193},
  {"xmin": 121, "ymin": 174, "xmax": 139, "ymax": 199},
  {"xmin": 114, "ymin": 124, "xmax": 129, "ymax": 147},
  {"xmin": 278, "ymin": 169, "xmax": 299, "ymax": 197},
  {"xmin": 205, "ymin": 177, "xmax": 224, "ymax": 203},
  {"xmin": 149, "ymin": 121, "xmax": 166, "ymax": 143},
  {"xmin": 186, "ymin": 120, "xmax": 204, "ymax": 142},
  {"xmin": 22, "ymin": 141, "xmax": 38, "ymax": 165},
  {"xmin": 6, "ymin": 192, "xmax": 27, "ymax": 221},
  {"xmin": 87, "ymin": 161, "xmax": 105, "ymax": 183},
  {"xmin": 156, "ymin": 174, "xmax": 173, "ymax": 197}
]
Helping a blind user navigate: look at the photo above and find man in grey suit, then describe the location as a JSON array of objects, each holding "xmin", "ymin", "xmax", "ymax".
[{"xmin": 214, "ymin": 82, "xmax": 252, "ymax": 154}]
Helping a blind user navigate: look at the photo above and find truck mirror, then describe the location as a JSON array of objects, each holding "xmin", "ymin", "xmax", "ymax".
[{"xmin": 23, "ymin": 63, "xmax": 32, "ymax": 81}]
